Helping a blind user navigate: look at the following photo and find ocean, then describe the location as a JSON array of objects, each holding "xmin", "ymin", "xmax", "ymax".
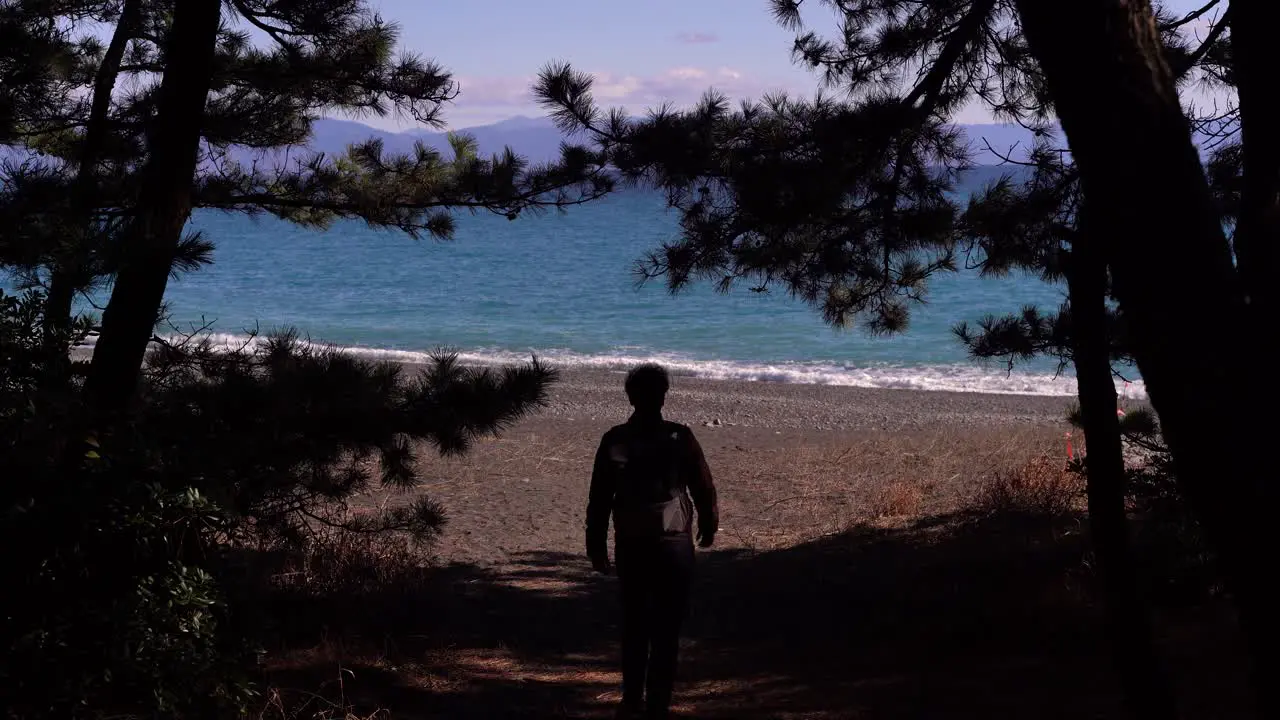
[{"xmin": 127, "ymin": 187, "xmax": 1139, "ymax": 399}]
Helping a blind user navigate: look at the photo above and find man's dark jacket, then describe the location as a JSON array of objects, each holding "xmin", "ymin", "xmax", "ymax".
[{"xmin": 586, "ymin": 416, "xmax": 718, "ymax": 559}]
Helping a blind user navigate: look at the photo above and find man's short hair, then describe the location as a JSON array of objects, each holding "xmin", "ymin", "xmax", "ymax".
[{"xmin": 625, "ymin": 363, "xmax": 670, "ymax": 404}]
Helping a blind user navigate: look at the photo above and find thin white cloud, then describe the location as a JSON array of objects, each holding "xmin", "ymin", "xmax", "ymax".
[
  {"xmin": 667, "ymin": 67, "xmax": 709, "ymax": 81},
  {"xmin": 378, "ymin": 67, "xmax": 1012, "ymax": 131},
  {"xmin": 452, "ymin": 67, "xmax": 808, "ymax": 114},
  {"xmin": 674, "ymin": 31, "xmax": 719, "ymax": 44},
  {"xmin": 452, "ymin": 75, "xmax": 537, "ymax": 107}
]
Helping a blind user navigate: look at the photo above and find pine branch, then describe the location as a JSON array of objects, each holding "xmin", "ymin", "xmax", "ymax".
[
  {"xmin": 133, "ymin": 329, "xmax": 558, "ymax": 543},
  {"xmin": 193, "ymin": 140, "xmax": 613, "ymax": 238},
  {"xmin": 535, "ymin": 64, "xmax": 971, "ymax": 332},
  {"xmin": 903, "ymin": 0, "xmax": 996, "ymax": 116},
  {"xmin": 1170, "ymin": 5, "xmax": 1231, "ymax": 77},
  {"xmin": 1159, "ymin": 0, "xmax": 1221, "ymax": 31},
  {"xmin": 953, "ymin": 303, "xmax": 1074, "ymax": 374},
  {"xmin": 229, "ymin": 0, "xmax": 310, "ymax": 47}
]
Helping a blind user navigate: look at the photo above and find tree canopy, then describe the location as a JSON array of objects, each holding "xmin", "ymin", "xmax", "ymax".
[
  {"xmin": 535, "ymin": 1, "xmax": 1268, "ymax": 716},
  {"xmin": 0, "ymin": 2, "xmax": 607, "ymax": 714}
]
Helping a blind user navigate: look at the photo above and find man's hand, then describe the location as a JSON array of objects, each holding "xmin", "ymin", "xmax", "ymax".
[
  {"xmin": 697, "ymin": 527, "xmax": 716, "ymax": 549},
  {"xmin": 589, "ymin": 553, "xmax": 613, "ymax": 575}
]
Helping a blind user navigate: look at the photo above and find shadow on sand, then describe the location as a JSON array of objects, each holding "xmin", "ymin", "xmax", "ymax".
[{"xmin": 265, "ymin": 511, "xmax": 1250, "ymax": 719}]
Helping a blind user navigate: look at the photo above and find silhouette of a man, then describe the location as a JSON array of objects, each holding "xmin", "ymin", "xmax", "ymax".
[{"xmin": 587, "ymin": 364, "xmax": 719, "ymax": 719}]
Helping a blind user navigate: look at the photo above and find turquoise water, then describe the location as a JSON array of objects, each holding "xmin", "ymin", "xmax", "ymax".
[{"xmin": 133, "ymin": 189, "xmax": 1118, "ymax": 397}]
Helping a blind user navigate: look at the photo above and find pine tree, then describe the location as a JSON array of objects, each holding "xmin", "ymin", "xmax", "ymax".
[
  {"xmin": 1009, "ymin": 4, "xmax": 1279, "ymax": 712},
  {"xmin": 1, "ymin": 2, "xmax": 610, "ymax": 713},
  {"xmin": 535, "ymin": 0, "xmax": 1260, "ymax": 715},
  {"xmin": 3, "ymin": 0, "xmax": 611, "ymax": 411},
  {"xmin": 0, "ymin": 0, "xmax": 612, "ymax": 536},
  {"xmin": 956, "ymin": 143, "xmax": 1178, "ymax": 720},
  {"xmin": 1225, "ymin": 0, "xmax": 1280, "ymax": 326},
  {"xmin": 0, "ymin": 0, "xmax": 95, "ymax": 144}
]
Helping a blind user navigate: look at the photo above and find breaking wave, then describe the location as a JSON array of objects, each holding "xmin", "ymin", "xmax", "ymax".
[{"xmin": 90, "ymin": 332, "xmax": 1145, "ymax": 400}]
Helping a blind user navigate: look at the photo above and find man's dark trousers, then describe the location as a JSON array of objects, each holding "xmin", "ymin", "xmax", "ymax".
[{"xmin": 616, "ymin": 535, "xmax": 695, "ymax": 714}]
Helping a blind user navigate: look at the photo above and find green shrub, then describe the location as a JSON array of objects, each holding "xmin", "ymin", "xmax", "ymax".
[
  {"xmin": 3, "ymin": 288, "xmax": 558, "ymax": 716},
  {"xmin": 2, "ymin": 290, "xmax": 256, "ymax": 718}
]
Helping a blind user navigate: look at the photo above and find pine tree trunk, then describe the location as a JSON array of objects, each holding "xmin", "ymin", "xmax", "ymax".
[
  {"xmin": 84, "ymin": 0, "xmax": 222, "ymax": 417},
  {"xmin": 41, "ymin": 0, "xmax": 143, "ymax": 366},
  {"xmin": 1229, "ymin": 0, "xmax": 1280, "ymax": 318},
  {"xmin": 41, "ymin": 274, "xmax": 76, "ymax": 350},
  {"xmin": 1014, "ymin": 0, "xmax": 1278, "ymax": 713},
  {"xmin": 1066, "ymin": 235, "xmax": 1176, "ymax": 720}
]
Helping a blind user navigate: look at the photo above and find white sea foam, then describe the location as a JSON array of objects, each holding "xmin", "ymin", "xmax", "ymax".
[
  {"xmin": 458, "ymin": 348, "xmax": 1147, "ymax": 399},
  {"xmin": 87, "ymin": 331, "xmax": 1145, "ymax": 400}
]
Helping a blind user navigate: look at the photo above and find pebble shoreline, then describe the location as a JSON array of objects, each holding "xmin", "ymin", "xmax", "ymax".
[{"xmin": 542, "ymin": 368, "xmax": 1083, "ymax": 432}]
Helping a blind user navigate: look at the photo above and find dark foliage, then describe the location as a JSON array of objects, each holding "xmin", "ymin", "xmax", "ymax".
[
  {"xmin": 0, "ymin": 0, "xmax": 100, "ymax": 144},
  {"xmin": 2, "ymin": 287, "xmax": 560, "ymax": 717},
  {"xmin": 951, "ymin": 141, "xmax": 1137, "ymax": 381},
  {"xmin": 535, "ymin": 2, "xmax": 1243, "ymax": 717},
  {"xmin": 535, "ymin": 67, "xmax": 967, "ymax": 334},
  {"xmin": 533, "ymin": 0, "xmax": 1234, "ymax": 342},
  {"xmin": 1105, "ymin": 408, "xmax": 1213, "ymax": 605},
  {"xmin": 1, "ymin": 289, "xmax": 255, "ymax": 717},
  {"xmin": 1, "ymin": 0, "xmax": 614, "ymax": 326},
  {"xmin": 141, "ymin": 329, "xmax": 557, "ymax": 545},
  {"xmin": 1, "ymin": 1, "xmax": 586, "ymax": 716}
]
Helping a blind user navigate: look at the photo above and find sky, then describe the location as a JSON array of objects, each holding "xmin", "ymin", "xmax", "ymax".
[{"xmin": 364, "ymin": 0, "xmax": 1223, "ymax": 131}]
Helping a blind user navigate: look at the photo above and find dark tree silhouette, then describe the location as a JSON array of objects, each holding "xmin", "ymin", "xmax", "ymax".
[
  {"xmin": 1011, "ymin": 3, "xmax": 1277, "ymax": 713},
  {"xmin": 0, "ymin": 0, "xmax": 613, "ymax": 546},
  {"xmin": 535, "ymin": 0, "xmax": 1259, "ymax": 715},
  {"xmin": 1, "ymin": 2, "xmax": 608, "ymax": 714},
  {"xmin": 956, "ymin": 150, "xmax": 1173, "ymax": 719},
  {"xmin": 1228, "ymin": 0, "xmax": 1280, "ymax": 322},
  {"xmin": 84, "ymin": 0, "xmax": 224, "ymax": 416},
  {"xmin": 0, "ymin": 0, "xmax": 603, "ymax": 539},
  {"xmin": 2, "ymin": 0, "xmax": 613, "ymax": 416},
  {"xmin": 0, "ymin": 1, "xmax": 95, "ymax": 144},
  {"xmin": 42, "ymin": 0, "xmax": 145, "ymax": 353}
]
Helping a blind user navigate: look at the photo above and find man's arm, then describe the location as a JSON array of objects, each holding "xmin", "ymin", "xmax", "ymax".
[
  {"xmin": 585, "ymin": 435, "xmax": 614, "ymax": 569},
  {"xmin": 684, "ymin": 430, "xmax": 719, "ymax": 547}
]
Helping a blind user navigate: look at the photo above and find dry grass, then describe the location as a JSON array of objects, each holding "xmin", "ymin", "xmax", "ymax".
[
  {"xmin": 868, "ymin": 481, "xmax": 925, "ymax": 518},
  {"xmin": 706, "ymin": 424, "xmax": 1063, "ymax": 550},
  {"xmin": 273, "ymin": 526, "xmax": 430, "ymax": 597},
  {"xmin": 349, "ymin": 422, "xmax": 1066, "ymax": 560},
  {"xmin": 250, "ymin": 532, "xmax": 437, "ymax": 719},
  {"xmin": 258, "ymin": 682, "xmax": 388, "ymax": 720},
  {"xmin": 264, "ymin": 419, "xmax": 1252, "ymax": 719},
  {"xmin": 976, "ymin": 454, "xmax": 1085, "ymax": 517}
]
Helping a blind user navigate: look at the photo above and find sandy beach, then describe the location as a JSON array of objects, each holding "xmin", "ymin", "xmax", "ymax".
[
  {"xmin": 540, "ymin": 368, "xmax": 1080, "ymax": 431},
  {"xmin": 282, "ymin": 369, "xmax": 1256, "ymax": 720},
  {"xmin": 385, "ymin": 368, "xmax": 1080, "ymax": 567}
]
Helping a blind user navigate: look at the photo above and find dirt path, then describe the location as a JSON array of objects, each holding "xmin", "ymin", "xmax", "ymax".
[
  {"xmin": 264, "ymin": 375, "xmax": 1247, "ymax": 718},
  {"xmin": 267, "ymin": 511, "xmax": 1249, "ymax": 719}
]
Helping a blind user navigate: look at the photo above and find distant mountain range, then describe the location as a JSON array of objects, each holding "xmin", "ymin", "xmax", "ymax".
[
  {"xmin": 306, "ymin": 115, "xmax": 576, "ymax": 166},
  {"xmin": 0, "ymin": 114, "xmax": 1216, "ymax": 174},
  {"xmin": 304, "ymin": 115, "xmax": 1049, "ymax": 167}
]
